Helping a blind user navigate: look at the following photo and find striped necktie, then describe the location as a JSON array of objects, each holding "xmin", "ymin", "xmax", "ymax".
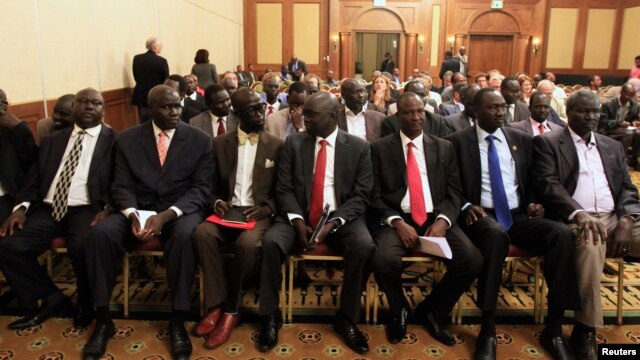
[{"xmin": 51, "ymin": 130, "xmax": 86, "ymax": 221}]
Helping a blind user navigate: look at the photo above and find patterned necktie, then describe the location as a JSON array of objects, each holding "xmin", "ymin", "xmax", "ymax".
[
  {"xmin": 407, "ymin": 142, "xmax": 427, "ymax": 226},
  {"xmin": 217, "ymin": 117, "xmax": 225, "ymax": 136},
  {"xmin": 308, "ymin": 140, "xmax": 328, "ymax": 227},
  {"xmin": 486, "ymin": 135, "xmax": 513, "ymax": 230},
  {"xmin": 538, "ymin": 123, "xmax": 545, "ymax": 134},
  {"xmin": 238, "ymin": 131, "xmax": 259, "ymax": 145},
  {"xmin": 51, "ymin": 130, "xmax": 86, "ymax": 221},
  {"xmin": 157, "ymin": 131, "xmax": 168, "ymax": 166}
]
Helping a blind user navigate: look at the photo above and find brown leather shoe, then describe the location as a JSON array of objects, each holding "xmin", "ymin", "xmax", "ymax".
[
  {"xmin": 205, "ymin": 313, "xmax": 239, "ymax": 349},
  {"xmin": 193, "ymin": 307, "xmax": 222, "ymax": 337}
]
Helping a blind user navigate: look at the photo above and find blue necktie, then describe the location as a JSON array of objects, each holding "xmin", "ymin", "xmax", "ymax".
[{"xmin": 486, "ymin": 135, "xmax": 513, "ymax": 230}]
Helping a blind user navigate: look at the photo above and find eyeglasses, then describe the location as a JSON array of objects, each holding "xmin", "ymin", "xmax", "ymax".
[{"xmin": 236, "ymin": 103, "xmax": 266, "ymax": 116}]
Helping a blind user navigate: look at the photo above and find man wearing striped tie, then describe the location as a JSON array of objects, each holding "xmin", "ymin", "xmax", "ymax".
[{"xmin": 0, "ymin": 88, "xmax": 117, "ymax": 331}]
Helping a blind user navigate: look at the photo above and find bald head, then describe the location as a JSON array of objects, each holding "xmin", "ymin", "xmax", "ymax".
[
  {"xmin": 303, "ymin": 92, "xmax": 339, "ymax": 137},
  {"xmin": 73, "ymin": 88, "xmax": 104, "ymax": 129}
]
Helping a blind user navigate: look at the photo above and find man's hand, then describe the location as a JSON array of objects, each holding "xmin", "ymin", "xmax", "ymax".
[
  {"xmin": 129, "ymin": 213, "xmax": 146, "ymax": 240},
  {"xmin": 244, "ymin": 205, "xmax": 272, "ymax": 221},
  {"xmin": 214, "ymin": 201, "xmax": 230, "ymax": 217},
  {"xmin": 142, "ymin": 210, "xmax": 176, "ymax": 242},
  {"xmin": 0, "ymin": 208, "xmax": 27, "ymax": 237},
  {"xmin": 527, "ymin": 204, "xmax": 545, "ymax": 218},
  {"xmin": 608, "ymin": 217, "xmax": 633, "ymax": 258},
  {"xmin": 290, "ymin": 107, "xmax": 304, "ymax": 131},
  {"xmin": 464, "ymin": 205, "xmax": 487, "ymax": 226},
  {"xmin": 620, "ymin": 121, "xmax": 631, "ymax": 128},
  {"xmin": 313, "ymin": 221, "xmax": 336, "ymax": 247},
  {"xmin": 574, "ymin": 211, "xmax": 608, "ymax": 245},
  {"xmin": 90, "ymin": 209, "xmax": 111, "ymax": 227},
  {"xmin": 632, "ymin": 121, "xmax": 640, "ymax": 128},
  {"xmin": 424, "ymin": 218, "xmax": 448, "ymax": 237},
  {"xmin": 293, "ymin": 219, "xmax": 313, "ymax": 251},
  {"xmin": 392, "ymin": 219, "xmax": 419, "ymax": 249}
]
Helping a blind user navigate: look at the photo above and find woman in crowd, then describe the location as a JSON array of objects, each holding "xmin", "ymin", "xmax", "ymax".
[{"xmin": 191, "ymin": 49, "xmax": 218, "ymax": 89}]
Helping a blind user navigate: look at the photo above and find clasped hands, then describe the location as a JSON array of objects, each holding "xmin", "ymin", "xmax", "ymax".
[
  {"xmin": 392, "ymin": 217, "xmax": 448, "ymax": 249},
  {"xmin": 214, "ymin": 200, "xmax": 272, "ymax": 221},
  {"xmin": 293, "ymin": 218, "xmax": 339, "ymax": 252},
  {"xmin": 129, "ymin": 209, "xmax": 176, "ymax": 242}
]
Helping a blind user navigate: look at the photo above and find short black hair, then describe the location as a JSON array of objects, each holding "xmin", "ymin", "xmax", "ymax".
[
  {"xmin": 204, "ymin": 84, "xmax": 226, "ymax": 106},
  {"xmin": 473, "ymin": 88, "xmax": 499, "ymax": 108},
  {"xmin": 167, "ymin": 74, "xmax": 187, "ymax": 93},
  {"xmin": 500, "ymin": 76, "xmax": 518, "ymax": 90},
  {"xmin": 635, "ymin": 55, "xmax": 640, "ymax": 61},
  {"xmin": 445, "ymin": 51, "xmax": 453, "ymax": 58},
  {"xmin": 403, "ymin": 80, "xmax": 424, "ymax": 92},
  {"xmin": 288, "ymin": 81, "xmax": 308, "ymax": 95}
]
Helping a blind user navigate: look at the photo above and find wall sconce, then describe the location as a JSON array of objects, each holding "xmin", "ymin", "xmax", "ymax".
[
  {"xmin": 532, "ymin": 37, "xmax": 540, "ymax": 56},
  {"xmin": 418, "ymin": 35, "xmax": 425, "ymax": 54},
  {"xmin": 447, "ymin": 36, "xmax": 455, "ymax": 52},
  {"xmin": 332, "ymin": 34, "xmax": 338, "ymax": 52}
]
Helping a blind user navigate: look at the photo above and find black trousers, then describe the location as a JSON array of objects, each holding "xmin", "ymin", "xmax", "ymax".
[
  {"xmin": 371, "ymin": 215, "xmax": 482, "ymax": 317},
  {"xmin": 85, "ymin": 212, "xmax": 202, "ymax": 311},
  {"xmin": 0, "ymin": 205, "xmax": 95, "ymax": 306},
  {"xmin": 0, "ymin": 195, "xmax": 11, "ymax": 224},
  {"xmin": 258, "ymin": 216, "xmax": 374, "ymax": 321},
  {"xmin": 461, "ymin": 212, "xmax": 580, "ymax": 312}
]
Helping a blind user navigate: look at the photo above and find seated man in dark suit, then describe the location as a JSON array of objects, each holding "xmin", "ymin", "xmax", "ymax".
[
  {"xmin": 533, "ymin": 89, "xmax": 640, "ymax": 360},
  {"xmin": 501, "ymin": 77, "xmax": 530, "ymax": 125},
  {"xmin": 192, "ymin": 88, "xmax": 283, "ymax": 349},
  {"xmin": 508, "ymin": 92, "xmax": 563, "ymax": 137},
  {"xmin": 82, "ymin": 85, "xmax": 213, "ymax": 360},
  {"xmin": 190, "ymin": 84, "xmax": 239, "ymax": 138},
  {"xmin": 0, "ymin": 88, "xmax": 116, "ymax": 330},
  {"xmin": 164, "ymin": 74, "xmax": 208, "ymax": 123},
  {"xmin": 370, "ymin": 92, "xmax": 481, "ymax": 345},
  {"xmin": 439, "ymin": 83, "xmax": 466, "ymax": 116},
  {"xmin": 338, "ymin": 78, "xmax": 386, "ymax": 141},
  {"xmin": 36, "ymin": 94, "xmax": 75, "ymax": 142},
  {"xmin": 599, "ymin": 83, "xmax": 640, "ymax": 170},
  {"xmin": 388, "ymin": 79, "xmax": 438, "ymax": 116},
  {"xmin": 0, "ymin": 88, "xmax": 38, "ymax": 222},
  {"xmin": 257, "ymin": 92, "xmax": 374, "ymax": 354},
  {"xmin": 445, "ymin": 84, "xmax": 479, "ymax": 133},
  {"xmin": 447, "ymin": 88, "xmax": 579, "ymax": 360},
  {"xmin": 382, "ymin": 81, "xmax": 452, "ymax": 138},
  {"xmin": 184, "ymin": 74, "xmax": 206, "ymax": 105}
]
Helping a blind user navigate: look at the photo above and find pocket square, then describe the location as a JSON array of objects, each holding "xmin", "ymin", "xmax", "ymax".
[{"xmin": 265, "ymin": 159, "xmax": 275, "ymax": 168}]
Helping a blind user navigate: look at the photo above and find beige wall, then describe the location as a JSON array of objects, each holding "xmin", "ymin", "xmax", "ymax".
[
  {"xmin": 617, "ymin": 6, "xmax": 640, "ymax": 70},
  {"xmin": 0, "ymin": 0, "xmax": 244, "ymax": 107},
  {"xmin": 545, "ymin": 8, "xmax": 578, "ymax": 69}
]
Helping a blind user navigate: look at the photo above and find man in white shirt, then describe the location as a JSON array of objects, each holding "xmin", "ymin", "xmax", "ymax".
[
  {"xmin": 0, "ymin": 88, "xmax": 116, "ymax": 331},
  {"xmin": 184, "ymin": 74, "xmax": 205, "ymax": 104},
  {"xmin": 337, "ymin": 78, "xmax": 385, "ymax": 141}
]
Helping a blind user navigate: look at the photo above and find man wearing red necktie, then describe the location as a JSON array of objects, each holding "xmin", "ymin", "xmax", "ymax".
[{"xmin": 257, "ymin": 92, "xmax": 374, "ymax": 354}]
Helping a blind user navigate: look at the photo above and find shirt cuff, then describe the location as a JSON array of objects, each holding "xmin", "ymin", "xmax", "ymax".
[
  {"xmin": 385, "ymin": 215, "xmax": 402, "ymax": 227},
  {"xmin": 568, "ymin": 209, "xmax": 584, "ymax": 222},
  {"xmin": 328, "ymin": 217, "xmax": 346, "ymax": 226},
  {"xmin": 170, "ymin": 206, "xmax": 183, "ymax": 218},
  {"xmin": 13, "ymin": 202, "xmax": 30, "ymax": 213},
  {"xmin": 436, "ymin": 214, "xmax": 452, "ymax": 229},
  {"xmin": 287, "ymin": 213, "xmax": 304, "ymax": 224},
  {"xmin": 461, "ymin": 202, "xmax": 472, "ymax": 211},
  {"xmin": 122, "ymin": 207, "xmax": 137, "ymax": 219}
]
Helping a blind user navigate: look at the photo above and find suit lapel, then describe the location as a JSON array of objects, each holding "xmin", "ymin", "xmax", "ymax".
[
  {"xmin": 88, "ymin": 126, "xmax": 112, "ymax": 178},
  {"xmin": 337, "ymin": 109, "xmax": 347, "ymax": 132},
  {"xmin": 465, "ymin": 127, "xmax": 482, "ymax": 201},
  {"xmin": 252, "ymin": 132, "xmax": 270, "ymax": 199},
  {"xmin": 558, "ymin": 128, "xmax": 579, "ymax": 182},
  {"xmin": 334, "ymin": 131, "xmax": 349, "ymax": 202},
  {"xmin": 502, "ymin": 128, "xmax": 524, "ymax": 188},
  {"xmin": 595, "ymin": 134, "xmax": 617, "ymax": 192},
  {"xmin": 205, "ymin": 113, "xmax": 215, "ymax": 137},
  {"xmin": 364, "ymin": 112, "xmax": 374, "ymax": 141},
  {"xmin": 160, "ymin": 122, "xmax": 188, "ymax": 176},
  {"xmin": 302, "ymin": 133, "xmax": 316, "ymax": 206},
  {"xmin": 390, "ymin": 134, "xmax": 407, "ymax": 187},
  {"xmin": 45, "ymin": 129, "xmax": 73, "ymax": 187},
  {"xmin": 141, "ymin": 122, "xmax": 162, "ymax": 172},
  {"xmin": 225, "ymin": 133, "xmax": 239, "ymax": 198},
  {"xmin": 423, "ymin": 135, "xmax": 437, "ymax": 199}
]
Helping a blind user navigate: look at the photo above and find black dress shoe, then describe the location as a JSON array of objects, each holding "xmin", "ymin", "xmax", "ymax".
[
  {"xmin": 387, "ymin": 308, "xmax": 408, "ymax": 344},
  {"xmin": 474, "ymin": 336, "xmax": 497, "ymax": 360},
  {"xmin": 540, "ymin": 329, "xmax": 576, "ymax": 360},
  {"xmin": 415, "ymin": 303, "xmax": 455, "ymax": 346},
  {"xmin": 332, "ymin": 312, "xmax": 369, "ymax": 354},
  {"xmin": 169, "ymin": 321, "xmax": 192, "ymax": 360},
  {"xmin": 569, "ymin": 329, "xmax": 597, "ymax": 360},
  {"xmin": 82, "ymin": 320, "xmax": 115, "ymax": 360},
  {"xmin": 258, "ymin": 312, "xmax": 282, "ymax": 352},
  {"xmin": 73, "ymin": 306, "xmax": 95, "ymax": 329},
  {"xmin": 8, "ymin": 296, "xmax": 72, "ymax": 330}
]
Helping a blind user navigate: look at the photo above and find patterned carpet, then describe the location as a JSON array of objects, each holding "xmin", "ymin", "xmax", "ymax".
[{"xmin": 0, "ymin": 168, "xmax": 639, "ymax": 359}]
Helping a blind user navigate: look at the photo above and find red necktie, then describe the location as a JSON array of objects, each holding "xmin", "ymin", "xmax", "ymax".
[
  {"xmin": 217, "ymin": 117, "xmax": 225, "ymax": 136},
  {"xmin": 407, "ymin": 142, "xmax": 427, "ymax": 226},
  {"xmin": 266, "ymin": 106, "xmax": 274, "ymax": 117},
  {"xmin": 157, "ymin": 131, "xmax": 168, "ymax": 166},
  {"xmin": 308, "ymin": 139, "xmax": 328, "ymax": 227},
  {"xmin": 538, "ymin": 123, "xmax": 545, "ymax": 134}
]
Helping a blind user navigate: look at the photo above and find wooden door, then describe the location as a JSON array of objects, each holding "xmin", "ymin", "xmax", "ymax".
[{"xmin": 468, "ymin": 34, "xmax": 514, "ymax": 76}]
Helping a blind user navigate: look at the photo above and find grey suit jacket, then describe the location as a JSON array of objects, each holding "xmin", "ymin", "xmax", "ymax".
[
  {"xmin": 337, "ymin": 107, "xmax": 385, "ymax": 142},
  {"xmin": 508, "ymin": 119, "xmax": 563, "ymax": 137},
  {"xmin": 439, "ymin": 101, "xmax": 461, "ymax": 116},
  {"xmin": 506, "ymin": 100, "xmax": 531, "ymax": 125},
  {"xmin": 189, "ymin": 111, "xmax": 239, "ymax": 138},
  {"xmin": 265, "ymin": 108, "xmax": 305, "ymax": 140},
  {"xmin": 444, "ymin": 112, "xmax": 474, "ymax": 133}
]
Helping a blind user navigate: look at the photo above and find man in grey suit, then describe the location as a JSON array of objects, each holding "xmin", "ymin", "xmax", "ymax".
[
  {"xmin": 445, "ymin": 84, "xmax": 479, "ymax": 133},
  {"xmin": 190, "ymin": 84, "xmax": 238, "ymax": 138},
  {"xmin": 599, "ymin": 83, "xmax": 640, "ymax": 170},
  {"xmin": 257, "ymin": 92, "xmax": 374, "ymax": 354},
  {"xmin": 439, "ymin": 83, "xmax": 466, "ymax": 116},
  {"xmin": 501, "ymin": 77, "xmax": 530, "ymax": 125},
  {"xmin": 508, "ymin": 92, "xmax": 563, "ymax": 137},
  {"xmin": 338, "ymin": 78, "xmax": 385, "ymax": 141},
  {"xmin": 265, "ymin": 81, "xmax": 307, "ymax": 139}
]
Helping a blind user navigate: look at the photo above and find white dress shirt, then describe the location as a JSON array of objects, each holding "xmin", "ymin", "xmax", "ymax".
[
  {"xmin": 568, "ymin": 128, "xmax": 615, "ymax": 220},
  {"xmin": 209, "ymin": 112, "xmax": 227, "ymax": 138},
  {"xmin": 345, "ymin": 106, "xmax": 367, "ymax": 140},
  {"xmin": 231, "ymin": 128, "xmax": 257, "ymax": 206},
  {"xmin": 188, "ymin": 92, "xmax": 197, "ymax": 101},
  {"xmin": 477, "ymin": 126, "xmax": 520, "ymax": 210},
  {"xmin": 121, "ymin": 122, "xmax": 183, "ymax": 220}
]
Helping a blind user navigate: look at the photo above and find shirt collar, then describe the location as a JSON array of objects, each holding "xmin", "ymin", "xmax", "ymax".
[
  {"xmin": 73, "ymin": 123, "xmax": 101, "ymax": 137},
  {"xmin": 345, "ymin": 106, "xmax": 365, "ymax": 117},
  {"xmin": 568, "ymin": 126, "xmax": 596, "ymax": 146},
  {"xmin": 476, "ymin": 125, "xmax": 506, "ymax": 143},
  {"xmin": 152, "ymin": 121, "xmax": 176, "ymax": 140},
  {"xmin": 530, "ymin": 118, "xmax": 548, "ymax": 127},
  {"xmin": 316, "ymin": 127, "xmax": 339, "ymax": 148},
  {"xmin": 209, "ymin": 112, "xmax": 225, "ymax": 123},
  {"xmin": 400, "ymin": 131, "xmax": 424, "ymax": 151}
]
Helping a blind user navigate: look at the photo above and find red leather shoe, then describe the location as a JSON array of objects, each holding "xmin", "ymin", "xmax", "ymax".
[
  {"xmin": 193, "ymin": 307, "xmax": 222, "ymax": 337},
  {"xmin": 205, "ymin": 313, "xmax": 239, "ymax": 349}
]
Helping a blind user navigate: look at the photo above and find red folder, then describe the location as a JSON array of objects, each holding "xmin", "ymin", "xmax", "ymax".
[{"xmin": 206, "ymin": 214, "xmax": 256, "ymax": 230}]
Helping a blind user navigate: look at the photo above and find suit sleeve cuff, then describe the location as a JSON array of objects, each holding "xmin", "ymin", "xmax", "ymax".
[
  {"xmin": 13, "ymin": 202, "xmax": 30, "ymax": 214},
  {"xmin": 287, "ymin": 213, "xmax": 304, "ymax": 225},
  {"xmin": 568, "ymin": 209, "xmax": 584, "ymax": 222},
  {"xmin": 461, "ymin": 202, "xmax": 472, "ymax": 211},
  {"xmin": 436, "ymin": 214, "xmax": 452, "ymax": 229},
  {"xmin": 170, "ymin": 206, "xmax": 183, "ymax": 218}
]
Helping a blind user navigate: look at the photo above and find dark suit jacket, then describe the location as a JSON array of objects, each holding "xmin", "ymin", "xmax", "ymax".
[
  {"xmin": 112, "ymin": 121, "xmax": 213, "ymax": 214},
  {"xmin": 288, "ymin": 60, "xmax": 308, "ymax": 77},
  {"xmin": 599, "ymin": 98, "xmax": 640, "ymax": 133},
  {"xmin": 506, "ymin": 100, "xmax": 531, "ymax": 125},
  {"xmin": 547, "ymin": 108, "xmax": 566, "ymax": 128},
  {"xmin": 507, "ymin": 119, "xmax": 563, "ymax": 136},
  {"xmin": 444, "ymin": 112, "xmax": 474, "ymax": 133},
  {"xmin": 236, "ymin": 71, "xmax": 250, "ymax": 87},
  {"xmin": 370, "ymin": 132, "xmax": 463, "ymax": 223},
  {"xmin": 380, "ymin": 58, "xmax": 395, "ymax": 73},
  {"xmin": 189, "ymin": 112, "xmax": 239, "ymax": 138},
  {"xmin": 276, "ymin": 129, "xmax": 373, "ymax": 223},
  {"xmin": 381, "ymin": 112, "xmax": 452, "ymax": 138},
  {"xmin": 16, "ymin": 125, "xmax": 116, "ymax": 213},
  {"xmin": 132, "ymin": 50, "xmax": 169, "ymax": 107},
  {"xmin": 183, "ymin": 97, "xmax": 208, "ymax": 123},
  {"xmin": 532, "ymin": 128, "xmax": 640, "ymax": 221},
  {"xmin": 210, "ymin": 130, "xmax": 284, "ymax": 214},
  {"xmin": 439, "ymin": 59, "xmax": 460, "ymax": 80},
  {"xmin": 0, "ymin": 121, "xmax": 38, "ymax": 201},
  {"xmin": 337, "ymin": 107, "xmax": 385, "ymax": 142},
  {"xmin": 447, "ymin": 126, "xmax": 534, "ymax": 212}
]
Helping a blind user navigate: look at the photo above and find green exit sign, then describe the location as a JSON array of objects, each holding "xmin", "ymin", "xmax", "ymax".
[{"xmin": 491, "ymin": 0, "xmax": 504, "ymax": 9}]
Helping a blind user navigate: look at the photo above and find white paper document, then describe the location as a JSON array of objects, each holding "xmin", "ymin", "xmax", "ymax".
[
  {"xmin": 417, "ymin": 236, "xmax": 452, "ymax": 259},
  {"xmin": 136, "ymin": 210, "xmax": 157, "ymax": 228}
]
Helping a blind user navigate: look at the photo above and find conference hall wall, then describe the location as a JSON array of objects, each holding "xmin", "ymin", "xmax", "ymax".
[{"xmin": 2, "ymin": 0, "xmax": 243, "ymax": 137}]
